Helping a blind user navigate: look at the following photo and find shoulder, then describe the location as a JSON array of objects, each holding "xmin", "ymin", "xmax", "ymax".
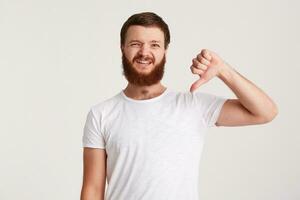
[{"xmin": 89, "ymin": 92, "xmax": 123, "ymax": 117}]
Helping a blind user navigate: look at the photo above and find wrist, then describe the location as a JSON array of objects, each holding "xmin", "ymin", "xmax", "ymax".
[{"xmin": 217, "ymin": 62, "xmax": 234, "ymax": 81}]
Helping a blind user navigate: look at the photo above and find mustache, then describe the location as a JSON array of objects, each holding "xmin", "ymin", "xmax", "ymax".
[{"xmin": 133, "ymin": 55, "xmax": 155, "ymax": 63}]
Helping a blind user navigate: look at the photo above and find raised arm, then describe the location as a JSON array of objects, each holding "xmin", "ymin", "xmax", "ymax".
[
  {"xmin": 80, "ymin": 148, "xmax": 107, "ymax": 200},
  {"xmin": 190, "ymin": 49, "xmax": 278, "ymax": 126}
]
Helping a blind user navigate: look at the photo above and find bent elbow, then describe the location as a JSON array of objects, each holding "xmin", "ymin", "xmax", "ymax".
[{"xmin": 262, "ymin": 105, "xmax": 279, "ymax": 123}]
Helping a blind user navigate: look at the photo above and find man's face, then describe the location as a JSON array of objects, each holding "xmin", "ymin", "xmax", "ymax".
[{"xmin": 121, "ymin": 25, "xmax": 167, "ymax": 86}]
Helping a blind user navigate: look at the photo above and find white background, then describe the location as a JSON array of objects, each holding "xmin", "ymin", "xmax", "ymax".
[{"xmin": 0, "ymin": 0, "xmax": 299, "ymax": 199}]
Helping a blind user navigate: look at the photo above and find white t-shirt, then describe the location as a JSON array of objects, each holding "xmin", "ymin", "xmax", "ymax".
[{"xmin": 82, "ymin": 87, "xmax": 227, "ymax": 200}]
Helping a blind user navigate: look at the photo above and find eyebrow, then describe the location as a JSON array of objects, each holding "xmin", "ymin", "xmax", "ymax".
[
  {"xmin": 128, "ymin": 40, "xmax": 162, "ymax": 44},
  {"xmin": 150, "ymin": 40, "xmax": 161, "ymax": 43}
]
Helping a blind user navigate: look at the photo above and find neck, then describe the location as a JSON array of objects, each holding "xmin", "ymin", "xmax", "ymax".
[{"xmin": 123, "ymin": 82, "xmax": 167, "ymax": 100}]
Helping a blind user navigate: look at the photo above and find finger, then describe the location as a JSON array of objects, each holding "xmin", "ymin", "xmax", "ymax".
[
  {"xmin": 196, "ymin": 54, "xmax": 210, "ymax": 66},
  {"xmin": 190, "ymin": 66, "xmax": 205, "ymax": 75},
  {"xmin": 201, "ymin": 49, "xmax": 212, "ymax": 61},
  {"xmin": 192, "ymin": 58, "xmax": 200, "ymax": 66},
  {"xmin": 198, "ymin": 63, "xmax": 208, "ymax": 71},
  {"xmin": 192, "ymin": 59, "xmax": 208, "ymax": 70},
  {"xmin": 190, "ymin": 77, "xmax": 208, "ymax": 93},
  {"xmin": 193, "ymin": 63, "xmax": 208, "ymax": 71}
]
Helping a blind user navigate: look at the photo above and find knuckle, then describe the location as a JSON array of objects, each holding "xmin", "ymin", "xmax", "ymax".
[
  {"xmin": 190, "ymin": 66, "xmax": 195, "ymax": 72},
  {"xmin": 202, "ymin": 50, "xmax": 208, "ymax": 57}
]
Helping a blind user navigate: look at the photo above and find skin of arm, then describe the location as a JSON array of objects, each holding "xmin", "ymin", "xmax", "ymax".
[
  {"xmin": 190, "ymin": 49, "xmax": 278, "ymax": 126},
  {"xmin": 80, "ymin": 148, "xmax": 107, "ymax": 200}
]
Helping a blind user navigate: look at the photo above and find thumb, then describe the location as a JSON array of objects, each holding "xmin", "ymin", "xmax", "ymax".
[{"xmin": 190, "ymin": 77, "xmax": 208, "ymax": 93}]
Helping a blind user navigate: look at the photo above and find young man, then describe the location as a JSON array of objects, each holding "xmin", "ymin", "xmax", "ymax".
[{"xmin": 80, "ymin": 12, "xmax": 278, "ymax": 200}]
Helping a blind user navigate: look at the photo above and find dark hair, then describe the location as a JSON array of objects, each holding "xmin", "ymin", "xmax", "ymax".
[{"xmin": 120, "ymin": 12, "xmax": 170, "ymax": 49}]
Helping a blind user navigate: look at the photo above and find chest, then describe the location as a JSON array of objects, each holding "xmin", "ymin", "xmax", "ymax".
[{"xmin": 102, "ymin": 105, "xmax": 207, "ymax": 155}]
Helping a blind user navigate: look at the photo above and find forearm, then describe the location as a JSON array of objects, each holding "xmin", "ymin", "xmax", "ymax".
[
  {"xmin": 217, "ymin": 63, "xmax": 278, "ymax": 120},
  {"xmin": 80, "ymin": 185, "xmax": 105, "ymax": 200}
]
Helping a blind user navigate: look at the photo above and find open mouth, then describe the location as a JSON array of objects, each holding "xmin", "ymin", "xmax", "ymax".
[{"xmin": 135, "ymin": 59, "xmax": 153, "ymax": 67}]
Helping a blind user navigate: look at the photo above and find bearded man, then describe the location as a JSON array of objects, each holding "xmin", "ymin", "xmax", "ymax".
[{"xmin": 80, "ymin": 12, "xmax": 278, "ymax": 200}]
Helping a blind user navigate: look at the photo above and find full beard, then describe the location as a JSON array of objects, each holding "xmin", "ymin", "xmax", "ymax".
[{"xmin": 122, "ymin": 53, "xmax": 166, "ymax": 86}]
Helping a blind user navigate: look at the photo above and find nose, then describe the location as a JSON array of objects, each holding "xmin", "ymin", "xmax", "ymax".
[{"xmin": 138, "ymin": 44, "xmax": 151, "ymax": 56}]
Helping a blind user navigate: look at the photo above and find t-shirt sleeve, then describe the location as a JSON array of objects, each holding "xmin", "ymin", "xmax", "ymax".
[
  {"xmin": 82, "ymin": 108, "xmax": 106, "ymax": 149},
  {"xmin": 193, "ymin": 92, "xmax": 228, "ymax": 128}
]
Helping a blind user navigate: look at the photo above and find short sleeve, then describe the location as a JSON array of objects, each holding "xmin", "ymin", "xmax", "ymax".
[
  {"xmin": 193, "ymin": 92, "xmax": 228, "ymax": 128},
  {"xmin": 82, "ymin": 108, "xmax": 106, "ymax": 149}
]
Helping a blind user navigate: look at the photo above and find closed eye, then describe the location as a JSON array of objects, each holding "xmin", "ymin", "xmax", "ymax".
[
  {"xmin": 130, "ymin": 43, "xmax": 140, "ymax": 46},
  {"xmin": 151, "ymin": 44, "xmax": 160, "ymax": 47}
]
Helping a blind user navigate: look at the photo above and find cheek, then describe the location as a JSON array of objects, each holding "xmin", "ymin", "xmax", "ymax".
[
  {"xmin": 124, "ymin": 51, "xmax": 136, "ymax": 61},
  {"xmin": 154, "ymin": 52, "xmax": 165, "ymax": 63}
]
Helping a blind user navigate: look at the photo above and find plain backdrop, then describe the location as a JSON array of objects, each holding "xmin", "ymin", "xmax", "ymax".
[{"xmin": 0, "ymin": 0, "xmax": 299, "ymax": 199}]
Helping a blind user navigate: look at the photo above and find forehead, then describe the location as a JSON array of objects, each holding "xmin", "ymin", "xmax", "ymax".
[{"xmin": 125, "ymin": 25, "xmax": 164, "ymax": 43}]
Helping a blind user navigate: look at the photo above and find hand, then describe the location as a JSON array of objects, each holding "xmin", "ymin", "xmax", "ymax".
[{"xmin": 189, "ymin": 49, "xmax": 226, "ymax": 92}]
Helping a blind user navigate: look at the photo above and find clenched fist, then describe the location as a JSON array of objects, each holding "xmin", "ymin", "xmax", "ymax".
[{"xmin": 190, "ymin": 49, "xmax": 228, "ymax": 92}]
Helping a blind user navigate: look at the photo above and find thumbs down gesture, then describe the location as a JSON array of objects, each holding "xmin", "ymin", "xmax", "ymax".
[{"xmin": 190, "ymin": 49, "xmax": 227, "ymax": 92}]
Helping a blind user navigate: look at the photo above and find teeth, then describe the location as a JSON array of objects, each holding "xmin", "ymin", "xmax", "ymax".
[{"xmin": 137, "ymin": 60, "xmax": 151, "ymax": 64}]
